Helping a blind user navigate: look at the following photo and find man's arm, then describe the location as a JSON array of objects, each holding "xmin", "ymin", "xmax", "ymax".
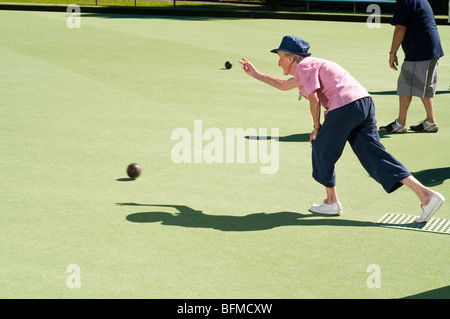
[{"xmin": 389, "ymin": 24, "xmax": 406, "ymax": 71}]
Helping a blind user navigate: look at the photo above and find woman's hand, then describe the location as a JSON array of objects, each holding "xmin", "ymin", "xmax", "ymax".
[
  {"xmin": 310, "ymin": 130, "xmax": 318, "ymax": 143},
  {"xmin": 239, "ymin": 58, "xmax": 258, "ymax": 77},
  {"xmin": 309, "ymin": 91, "xmax": 321, "ymax": 143}
]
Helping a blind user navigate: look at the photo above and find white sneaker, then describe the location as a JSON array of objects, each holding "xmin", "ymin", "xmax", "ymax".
[
  {"xmin": 309, "ymin": 201, "xmax": 342, "ymax": 215},
  {"xmin": 416, "ymin": 192, "xmax": 445, "ymax": 223}
]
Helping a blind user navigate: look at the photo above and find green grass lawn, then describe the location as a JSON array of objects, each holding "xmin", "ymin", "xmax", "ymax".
[{"xmin": 0, "ymin": 10, "xmax": 449, "ymax": 299}]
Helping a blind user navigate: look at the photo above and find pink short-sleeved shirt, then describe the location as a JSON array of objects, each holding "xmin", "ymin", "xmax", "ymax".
[{"xmin": 294, "ymin": 57, "xmax": 370, "ymax": 116}]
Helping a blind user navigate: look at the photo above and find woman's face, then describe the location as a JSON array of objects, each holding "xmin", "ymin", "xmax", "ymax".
[{"xmin": 277, "ymin": 51, "xmax": 295, "ymax": 76}]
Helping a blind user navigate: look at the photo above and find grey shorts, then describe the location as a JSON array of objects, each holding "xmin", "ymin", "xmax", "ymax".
[{"xmin": 397, "ymin": 58, "xmax": 439, "ymax": 98}]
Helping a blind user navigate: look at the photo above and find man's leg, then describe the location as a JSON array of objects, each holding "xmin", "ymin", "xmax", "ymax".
[
  {"xmin": 421, "ymin": 96, "xmax": 436, "ymax": 124},
  {"xmin": 397, "ymin": 95, "xmax": 412, "ymax": 126}
]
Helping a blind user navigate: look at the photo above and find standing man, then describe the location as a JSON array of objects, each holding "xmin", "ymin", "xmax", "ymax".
[
  {"xmin": 379, "ymin": 0, "xmax": 444, "ymax": 133},
  {"xmin": 239, "ymin": 35, "xmax": 445, "ymax": 222}
]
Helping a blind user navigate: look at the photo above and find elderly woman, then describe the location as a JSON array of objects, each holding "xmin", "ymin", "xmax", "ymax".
[{"xmin": 239, "ymin": 35, "xmax": 444, "ymax": 222}]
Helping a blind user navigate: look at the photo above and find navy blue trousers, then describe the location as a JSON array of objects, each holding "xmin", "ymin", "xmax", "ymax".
[{"xmin": 312, "ymin": 97, "xmax": 411, "ymax": 193}]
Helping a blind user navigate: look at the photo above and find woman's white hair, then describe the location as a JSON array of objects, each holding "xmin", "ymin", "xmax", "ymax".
[{"xmin": 280, "ymin": 50, "xmax": 304, "ymax": 62}]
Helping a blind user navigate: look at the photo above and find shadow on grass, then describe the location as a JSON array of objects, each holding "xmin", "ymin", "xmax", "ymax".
[
  {"xmin": 401, "ymin": 285, "xmax": 450, "ymax": 299},
  {"xmin": 246, "ymin": 131, "xmax": 434, "ymax": 141},
  {"xmin": 116, "ymin": 177, "xmax": 136, "ymax": 182},
  {"xmin": 412, "ymin": 167, "xmax": 450, "ymax": 187},
  {"xmin": 369, "ymin": 90, "xmax": 450, "ymax": 95},
  {"xmin": 79, "ymin": 4, "xmax": 265, "ymax": 21},
  {"xmin": 116, "ymin": 203, "xmax": 373, "ymax": 231},
  {"xmin": 247, "ymin": 131, "xmax": 407, "ymax": 141},
  {"xmin": 80, "ymin": 12, "xmax": 245, "ymax": 20},
  {"xmin": 245, "ymin": 133, "xmax": 310, "ymax": 143},
  {"xmin": 377, "ymin": 130, "xmax": 438, "ymax": 139}
]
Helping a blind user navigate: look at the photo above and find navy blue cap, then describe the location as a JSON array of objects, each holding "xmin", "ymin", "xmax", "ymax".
[{"xmin": 271, "ymin": 35, "xmax": 311, "ymax": 57}]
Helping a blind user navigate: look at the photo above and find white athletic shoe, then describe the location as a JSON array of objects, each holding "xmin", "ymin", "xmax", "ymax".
[
  {"xmin": 416, "ymin": 192, "xmax": 445, "ymax": 223},
  {"xmin": 309, "ymin": 201, "xmax": 342, "ymax": 215}
]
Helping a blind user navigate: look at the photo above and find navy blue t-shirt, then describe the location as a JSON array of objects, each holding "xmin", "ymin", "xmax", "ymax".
[{"xmin": 391, "ymin": 0, "xmax": 444, "ymax": 61}]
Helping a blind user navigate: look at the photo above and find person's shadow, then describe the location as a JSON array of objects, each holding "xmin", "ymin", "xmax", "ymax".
[
  {"xmin": 412, "ymin": 167, "xmax": 450, "ymax": 187},
  {"xmin": 116, "ymin": 203, "xmax": 373, "ymax": 232},
  {"xmin": 245, "ymin": 133, "xmax": 310, "ymax": 143}
]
